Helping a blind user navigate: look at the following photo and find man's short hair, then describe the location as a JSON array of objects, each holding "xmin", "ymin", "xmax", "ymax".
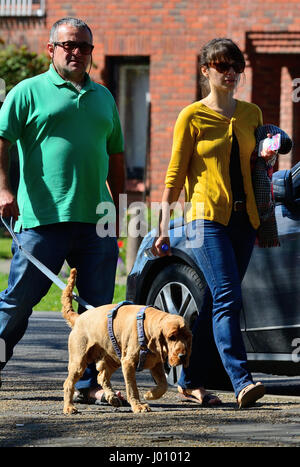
[{"xmin": 49, "ymin": 18, "xmax": 93, "ymax": 43}]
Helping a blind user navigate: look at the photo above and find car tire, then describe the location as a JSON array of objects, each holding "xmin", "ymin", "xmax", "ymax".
[
  {"xmin": 145, "ymin": 262, "xmax": 232, "ymax": 390},
  {"xmin": 146, "ymin": 263, "xmax": 204, "ymax": 386},
  {"xmin": 146, "ymin": 263, "xmax": 205, "ymax": 325}
]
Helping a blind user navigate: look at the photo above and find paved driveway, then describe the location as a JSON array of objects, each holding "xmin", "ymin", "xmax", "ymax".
[{"xmin": 0, "ymin": 311, "xmax": 300, "ymax": 448}]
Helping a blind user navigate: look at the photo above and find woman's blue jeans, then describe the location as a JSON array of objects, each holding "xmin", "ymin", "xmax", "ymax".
[
  {"xmin": 178, "ymin": 211, "xmax": 257, "ymax": 397},
  {"xmin": 0, "ymin": 222, "xmax": 118, "ymax": 389}
]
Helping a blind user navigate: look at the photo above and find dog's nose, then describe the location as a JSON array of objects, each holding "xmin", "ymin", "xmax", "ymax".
[{"xmin": 178, "ymin": 353, "xmax": 186, "ymax": 363}]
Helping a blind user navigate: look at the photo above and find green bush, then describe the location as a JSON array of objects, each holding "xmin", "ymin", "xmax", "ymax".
[{"xmin": 0, "ymin": 38, "xmax": 50, "ymax": 93}]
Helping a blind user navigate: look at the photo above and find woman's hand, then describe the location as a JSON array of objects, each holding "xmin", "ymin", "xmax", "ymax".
[
  {"xmin": 151, "ymin": 186, "xmax": 181, "ymax": 257},
  {"xmin": 151, "ymin": 236, "xmax": 171, "ymax": 257},
  {"xmin": 260, "ymin": 133, "xmax": 278, "ymax": 161}
]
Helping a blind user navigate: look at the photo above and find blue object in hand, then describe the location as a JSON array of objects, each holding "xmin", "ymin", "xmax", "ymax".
[{"xmin": 144, "ymin": 243, "xmax": 169, "ymax": 260}]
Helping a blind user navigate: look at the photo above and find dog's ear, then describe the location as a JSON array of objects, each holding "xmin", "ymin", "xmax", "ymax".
[
  {"xmin": 158, "ymin": 332, "xmax": 168, "ymax": 362},
  {"xmin": 147, "ymin": 337, "xmax": 157, "ymax": 354},
  {"xmin": 148, "ymin": 333, "xmax": 168, "ymax": 362},
  {"xmin": 162, "ymin": 317, "xmax": 180, "ymax": 341},
  {"xmin": 144, "ymin": 309, "xmax": 171, "ymax": 362}
]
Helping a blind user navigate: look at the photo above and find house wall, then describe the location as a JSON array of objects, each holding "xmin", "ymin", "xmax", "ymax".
[{"xmin": 0, "ymin": 0, "xmax": 299, "ymax": 201}]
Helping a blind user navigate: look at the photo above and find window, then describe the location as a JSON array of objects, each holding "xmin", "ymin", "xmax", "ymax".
[
  {"xmin": 105, "ymin": 56, "xmax": 150, "ymax": 180},
  {"xmin": 0, "ymin": 0, "xmax": 45, "ymax": 17}
]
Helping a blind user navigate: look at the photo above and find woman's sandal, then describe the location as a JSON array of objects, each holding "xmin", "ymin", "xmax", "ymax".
[
  {"xmin": 178, "ymin": 387, "xmax": 222, "ymax": 407},
  {"xmin": 237, "ymin": 382, "xmax": 265, "ymax": 409}
]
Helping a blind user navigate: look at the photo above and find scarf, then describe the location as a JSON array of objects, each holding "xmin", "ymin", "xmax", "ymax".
[
  {"xmin": 252, "ymin": 156, "xmax": 280, "ymax": 248},
  {"xmin": 251, "ymin": 123, "xmax": 293, "ymax": 248}
]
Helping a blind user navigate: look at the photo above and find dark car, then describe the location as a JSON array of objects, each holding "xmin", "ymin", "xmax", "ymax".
[{"xmin": 126, "ymin": 162, "xmax": 300, "ymax": 388}]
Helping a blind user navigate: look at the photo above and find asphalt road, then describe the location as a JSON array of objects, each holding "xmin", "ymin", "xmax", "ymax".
[{"xmin": 0, "ymin": 311, "xmax": 300, "ymax": 450}]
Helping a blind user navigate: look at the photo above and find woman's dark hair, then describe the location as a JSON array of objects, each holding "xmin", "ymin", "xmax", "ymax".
[{"xmin": 199, "ymin": 38, "xmax": 245, "ymax": 97}]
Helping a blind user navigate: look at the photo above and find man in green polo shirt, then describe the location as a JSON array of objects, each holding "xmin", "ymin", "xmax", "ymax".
[{"xmin": 0, "ymin": 18, "xmax": 126, "ymax": 405}]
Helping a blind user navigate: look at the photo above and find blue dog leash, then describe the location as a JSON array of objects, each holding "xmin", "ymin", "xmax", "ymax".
[
  {"xmin": 0, "ymin": 216, "xmax": 93, "ymax": 310},
  {"xmin": 1, "ymin": 216, "xmax": 154, "ymax": 364}
]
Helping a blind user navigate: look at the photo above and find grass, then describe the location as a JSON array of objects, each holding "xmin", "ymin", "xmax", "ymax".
[
  {"xmin": 0, "ymin": 271, "xmax": 126, "ymax": 311},
  {"xmin": 0, "ymin": 237, "xmax": 13, "ymax": 259},
  {"xmin": 0, "ymin": 236, "xmax": 127, "ymax": 312}
]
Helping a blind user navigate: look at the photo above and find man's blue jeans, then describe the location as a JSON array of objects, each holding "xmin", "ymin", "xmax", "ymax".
[
  {"xmin": 0, "ymin": 222, "xmax": 118, "ymax": 389},
  {"xmin": 178, "ymin": 212, "xmax": 257, "ymax": 397}
]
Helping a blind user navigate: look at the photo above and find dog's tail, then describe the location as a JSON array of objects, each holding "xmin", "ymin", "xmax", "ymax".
[{"xmin": 61, "ymin": 268, "xmax": 78, "ymax": 328}]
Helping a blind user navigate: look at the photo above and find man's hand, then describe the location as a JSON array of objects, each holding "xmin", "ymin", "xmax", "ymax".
[
  {"xmin": 107, "ymin": 152, "xmax": 126, "ymax": 237},
  {"xmin": 0, "ymin": 188, "xmax": 19, "ymax": 220},
  {"xmin": 0, "ymin": 137, "xmax": 19, "ymax": 220}
]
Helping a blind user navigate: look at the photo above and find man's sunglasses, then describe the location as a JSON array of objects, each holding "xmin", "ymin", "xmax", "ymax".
[
  {"xmin": 209, "ymin": 61, "xmax": 245, "ymax": 74},
  {"xmin": 54, "ymin": 41, "xmax": 94, "ymax": 55}
]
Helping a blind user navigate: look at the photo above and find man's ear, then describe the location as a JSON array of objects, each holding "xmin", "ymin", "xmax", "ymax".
[{"xmin": 47, "ymin": 42, "xmax": 54, "ymax": 59}]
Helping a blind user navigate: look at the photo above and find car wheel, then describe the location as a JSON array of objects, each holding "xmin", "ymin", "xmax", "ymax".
[{"xmin": 146, "ymin": 263, "xmax": 206, "ymax": 386}]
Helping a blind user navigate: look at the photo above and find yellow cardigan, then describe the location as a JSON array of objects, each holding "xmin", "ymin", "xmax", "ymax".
[{"xmin": 165, "ymin": 100, "xmax": 263, "ymax": 229}]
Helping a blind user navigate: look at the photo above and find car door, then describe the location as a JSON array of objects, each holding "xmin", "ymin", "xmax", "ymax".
[{"xmin": 242, "ymin": 164, "xmax": 300, "ymax": 359}]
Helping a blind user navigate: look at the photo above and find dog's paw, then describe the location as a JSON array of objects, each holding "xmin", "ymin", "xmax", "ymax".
[
  {"xmin": 144, "ymin": 387, "xmax": 167, "ymax": 400},
  {"xmin": 132, "ymin": 403, "xmax": 151, "ymax": 413},
  {"xmin": 143, "ymin": 390, "xmax": 156, "ymax": 400},
  {"xmin": 63, "ymin": 405, "xmax": 79, "ymax": 415},
  {"xmin": 107, "ymin": 394, "xmax": 122, "ymax": 407}
]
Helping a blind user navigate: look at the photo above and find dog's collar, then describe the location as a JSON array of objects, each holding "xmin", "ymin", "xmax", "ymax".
[{"xmin": 107, "ymin": 301, "xmax": 153, "ymax": 372}]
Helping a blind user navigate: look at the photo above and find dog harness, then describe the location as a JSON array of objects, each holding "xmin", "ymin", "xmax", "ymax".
[
  {"xmin": 107, "ymin": 301, "xmax": 151, "ymax": 372},
  {"xmin": 135, "ymin": 306, "xmax": 150, "ymax": 372}
]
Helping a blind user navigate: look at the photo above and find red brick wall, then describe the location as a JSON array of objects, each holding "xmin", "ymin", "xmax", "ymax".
[{"xmin": 1, "ymin": 0, "xmax": 300, "ymax": 201}]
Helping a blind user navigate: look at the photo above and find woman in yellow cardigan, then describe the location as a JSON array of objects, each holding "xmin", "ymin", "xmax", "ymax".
[{"xmin": 152, "ymin": 38, "xmax": 274, "ymax": 408}]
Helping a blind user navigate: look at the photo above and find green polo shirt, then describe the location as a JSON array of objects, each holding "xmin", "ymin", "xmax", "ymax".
[{"xmin": 0, "ymin": 65, "xmax": 124, "ymax": 232}]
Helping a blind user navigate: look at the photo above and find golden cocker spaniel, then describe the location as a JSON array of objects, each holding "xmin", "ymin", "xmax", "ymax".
[{"xmin": 61, "ymin": 268, "xmax": 192, "ymax": 414}]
